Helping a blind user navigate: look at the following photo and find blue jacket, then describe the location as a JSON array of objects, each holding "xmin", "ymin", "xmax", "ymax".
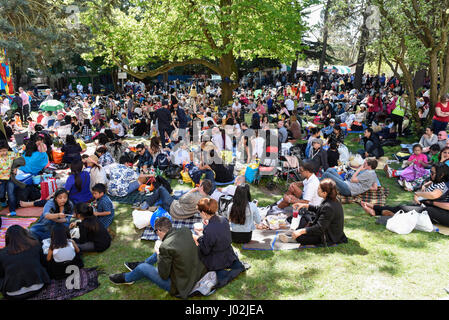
[{"xmin": 177, "ymin": 107, "xmax": 188, "ymax": 129}]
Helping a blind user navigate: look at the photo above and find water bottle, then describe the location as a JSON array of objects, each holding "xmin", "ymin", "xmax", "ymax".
[{"xmin": 433, "ymin": 225, "xmax": 440, "ymax": 232}]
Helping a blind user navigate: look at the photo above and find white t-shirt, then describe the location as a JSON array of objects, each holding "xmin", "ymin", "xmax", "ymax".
[
  {"xmin": 211, "ymin": 185, "xmax": 237, "ymax": 202},
  {"xmin": 111, "ymin": 123, "xmax": 124, "ymax": 136},
  {"xmin": 302, "ymin": 174, "xmax": 323, "ymax": 206},
  {"xmin": 53, "ymin": 241, "xmax": 76, "ymax": 263},
  {"xmin": 285, "ymin": 98, "xmax": 294, "ymax": 111}
]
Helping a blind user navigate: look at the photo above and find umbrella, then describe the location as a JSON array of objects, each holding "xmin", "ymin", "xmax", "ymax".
[
  {"xmin": 39, "ymin": 99, "xmax": 64, "ymax": 112},
  {"xmin": 254, "ymin": 89, "xmax": 263, "ymax": 98}
]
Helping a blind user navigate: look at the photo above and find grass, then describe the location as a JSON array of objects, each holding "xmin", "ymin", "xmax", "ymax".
[{"xmin": 72, "ymin": 130, "xmax": 449, "ymax": 300}]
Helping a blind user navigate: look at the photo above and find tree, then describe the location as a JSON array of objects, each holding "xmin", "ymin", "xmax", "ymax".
[
  {"xmin": 82, "ymin": 0, "xmax": 314, "ymax": 105},
  {"xmin": 318, "ymin": 0, "xmax": 332, "ymax": 87},
  {"xmin": 375, "ymin": 0, "xmax": 449, "ymax": 126}
]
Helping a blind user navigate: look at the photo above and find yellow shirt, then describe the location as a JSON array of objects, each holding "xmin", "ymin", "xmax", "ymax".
[{"xmin": 0, "ymin": 152, "xmax": 16, "ymax": 180}]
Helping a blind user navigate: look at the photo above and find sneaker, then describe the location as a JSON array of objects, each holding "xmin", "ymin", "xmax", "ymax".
[
  {"xmin": 132, "ymin": 201, "xmax": 141, "ymax": 209},
  {"xmin": 404, "ymin": 180, "xmax": 413, "ymax": 191},
  {"xmin": 109, "ymin": 273, "xmax": 134, "ymax": 285},
  {"xmin": 139, "ymin": 201, "xmax": 150, "ymax": 210},
  {"xmin": 398, "ymin": 179, "xmax": 404, "ymax": 187},
  {"xmin": 383, "ymin": 164, "xmax": 393, "ymax": 178},
  {"xmin": 279, "ymin": 233, "xmax": 296, "ymax": 243},
  {"xmin": 124, "ymin": 262, "xmax": 143, "ymax": 272},
  {"xmin": 241, "ymin": 261, "xmax": 252, "ymax": 271},
  {"xmin": 8, "ymin": 211, "xmax": 16, "ymax": 217}
]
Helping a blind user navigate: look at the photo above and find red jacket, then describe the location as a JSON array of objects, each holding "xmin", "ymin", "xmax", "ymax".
[{"xmin": 367, "ymin": 96, "xmax": 382, "ymax": 113}]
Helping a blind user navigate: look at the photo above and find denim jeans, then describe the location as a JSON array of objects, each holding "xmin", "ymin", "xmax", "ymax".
[
  {"xmin": 144, "ymin": 186, "xmax": 174, "ymax": 212},
  {"xmin": 124, "ymin": 253, "xmax": 171, "ymax": 291},
  {"xmin": 321, "ymin": 168, "xmax": 352, "ymax": 196},
  {"xmin": 0, "ymin": 180, "xmax": 18, "ymax": 212},
  {"xmin": 215, "ymin": 259, "xmax": 245, "ymax": 289}
]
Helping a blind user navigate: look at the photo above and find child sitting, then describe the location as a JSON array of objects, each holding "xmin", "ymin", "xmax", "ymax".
[
  {"xmin": 428, "ymin": 144, "xmax": 440, "ymax": 165},
  {"xmin": 81, "ymin": 119, "xmax": 93, "ymax": 142},
  {"xmin": 91, "ymin": 183, "xmax": 115, "ymax": 229},
  {"xmin": 45, "ymin": 224, "xmax": 83, "ymax": 280},
  {"xmin": 71, "ymin": 202, "xmax": 111, "ymax": 253},
  {"xmin": 384, "ymin": 144, "xmax": 428, "ymax": 191}
]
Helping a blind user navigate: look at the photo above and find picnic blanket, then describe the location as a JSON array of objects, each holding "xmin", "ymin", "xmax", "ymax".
[
  {"xmin": 338, "ymin": 186, "xmax": 389, "ymax": 207},
  {"xmin": 241, "ymin": 229, "xmax": 338, "ymax": 251},
  {"xmin": 435, "ymin": 224, "xmax": 449, "ymax": 236},
  {"xmin": 28, "ymin": 268, "xmax": 100, "ymax": 300},
  {"xmin": 0, "ymin": 206, "xmax": 43, "ymax": 217},
  {"xmin": 0, "ymin": 217, "xmax": 38, "ymax": 248},
  {"xmin": 109, "ymin": 190, "xmax": 148, "ymax": 205},
  {"xmin": 141, "ymin": 213, "xmax": 202, "ymax": 241}
]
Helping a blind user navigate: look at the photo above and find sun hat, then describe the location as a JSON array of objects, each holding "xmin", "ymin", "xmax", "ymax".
[{"xmin": 88, "ymin": 154, "xmax": 100, "ymax": 166}]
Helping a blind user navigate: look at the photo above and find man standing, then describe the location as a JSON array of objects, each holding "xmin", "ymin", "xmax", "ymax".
[
  {"xmin": 76, "ymin": 82, "xmax": 83, "ymax": 94},
  {"xmin": 11, "ymin": 93, "xmax": 23, "ymax": 123},
  {"xmin": 284, "ymin": 95, "xmax": 295, "ymax": 113},
  {"xmin": 109, "ymin": 217, "xmax": 207, "ymax": 299},
  {"xmin": 155, "ymin": 102, "xmax": 172, "ymax": 148}
]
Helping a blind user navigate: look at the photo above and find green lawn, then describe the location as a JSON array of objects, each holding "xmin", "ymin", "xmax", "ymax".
[{"xmin": 74, "ymin": 131, "xmax": 449, "ymax": 300}]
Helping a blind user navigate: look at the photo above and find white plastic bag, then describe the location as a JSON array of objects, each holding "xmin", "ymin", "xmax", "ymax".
[
  {"xmin": 386, "ymin": 210, "xmax": 419, "ymax": 235},
  {"xmin": 132, "ymin": 210, "xmax": 154, "ymax": 229},
  {"xmin": 338, "ymin": 144, "xmax": 350, "ymax": 164},
  {"xmin": 415, "ymin": 211, "xmax": 434, "ymax": 232}
]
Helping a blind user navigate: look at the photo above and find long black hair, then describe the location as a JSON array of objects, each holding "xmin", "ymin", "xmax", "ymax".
[
  {"xmin": 50, "ymin": 224, "xmax": 70, "ymax": 250},
  {"xmin": 49, "ymin": 188, "xmax": 72, "ymax": 215},
  {"xmin": 75, "ymin": 202, "xmax": 99, "ymax": 234},
  {"xmin": 70, "ymin": 160, "xmax": 84, "ymax": 192},
  {"xmin": 65, "ymin": 134, "xmax": 77, "ymax": 146},
  {"xmin": 24, "ymin": 140, "xmax": 38, "ymax": 157},
  {"xmin": 431, "ymin": 163, "xmax": 449, "ymax": 184},
  {"xmin": 229, "ymin": 184, "xmax": 251, "ymax": 225},
  {"xmin": 5, "ymin": 225, "xmax": 39, "ymax": 255}
]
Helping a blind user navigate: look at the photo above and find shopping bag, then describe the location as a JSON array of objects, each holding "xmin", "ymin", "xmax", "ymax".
[
  {"xmin": 415, "ymin": 211, "xmax": 434, "ymax": 232},
  {"xmin": 132, "ymin": 210, "xmax": 154, "ymax": 229},
  {"xmin": 52, "ymin": 150, "xmax": 64, "ymax": 164},
  {"xmin": 150, "ymin": 207, "xmax": 172, "ymax": 229},
  {"xmin": 221, "ymin": 150, "xmax": 233, "ymax": 164},
  {"xmin": 386, "ymin": 209, "xmax": 419, "ymax": 235},
  {"xmin": 76, "ymin": 139, "xmax": 87, "ymax": 151},
  {"xmin": 40, "ymin": 178, "xmax": 57, "ymax": 200},
  {"xmin": 245, "ymin": 161, "xmax": 260, "ymax": 183}
]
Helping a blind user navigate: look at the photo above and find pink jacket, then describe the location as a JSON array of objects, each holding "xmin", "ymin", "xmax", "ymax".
[{"xmin": 387, "ymin": 96, "xmax": 398, "ymax": 114}]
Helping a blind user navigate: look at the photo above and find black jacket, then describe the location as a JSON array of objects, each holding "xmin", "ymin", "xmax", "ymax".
[
  {"xmin": 309, "ymin": 147, "xmax": 329, "ymax": 172},
  {"xmin": 76, "ymin": 218, "xmax": 111, "ymax": 252},
  {"xmin": 197, "ymin": 215, "xmax": 238, "ymax": 271},
  {"xmin": 0, "ymin": 244, "xmax": 50, "ymax": 296},
  {"xmin": 306, "ymin": 199, "xmax": 348, "ymax": 245},
  {"xmin": 363, "ymin": 133, "xmax": 384, "ymax": 157},
  {"xmin": 156, "ymin": 107, "xmax": 172, "ymax": 129}
]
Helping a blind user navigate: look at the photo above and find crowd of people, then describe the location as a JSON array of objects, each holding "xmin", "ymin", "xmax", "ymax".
[{"xmin": 0, "ymin": 69, "xmax": 448, "ymax": 300}]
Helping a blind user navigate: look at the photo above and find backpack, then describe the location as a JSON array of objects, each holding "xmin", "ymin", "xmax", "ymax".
[
  {"xmin": 154, "ymin": 153, "xmax": 169, "ymax": 171},
  {"xmin": 165, "ymin": 164, "xmax": 182, "ymax": 179},
  {"xmin": 218, "ymin": 195, "xmax": 233, "ymax": 217}
]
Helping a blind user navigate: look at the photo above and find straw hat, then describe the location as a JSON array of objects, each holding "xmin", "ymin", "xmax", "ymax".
[{"xmin": 88, "ymin": 154, "xmax": 100, "ymax": 166}]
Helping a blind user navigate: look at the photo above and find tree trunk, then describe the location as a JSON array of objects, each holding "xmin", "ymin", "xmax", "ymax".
[
  {"xmin": 219, "ymin": 52, "xmax": 239, "ymax": 107},
  {"xmin": 111, "ymin": 68, "xmax": 118, "ymax": 93},
  {"xmin": 289, "ymin": 52, "xmax": 299, "ymax": 83},
  {"xmin": 318, "ymin": 0, "xmax": 332, "ymax": 88},
  {"xmin": 354, "ymin": 6, "xmax": 370, "ymax": 90},
  {"xmin": 221, "ymin": 82, "xmax": 234, "ymax": 107},
  {"xmin": 413, "ymin": 69, "xmax": 427, "ymax": 93},
  {"xmin": 398, "ymin": 60, "xmax": 419, "ymax": 129},
  {"xmin": 428, "ymin": 49, "xmax": 439, "ymax": 120}
]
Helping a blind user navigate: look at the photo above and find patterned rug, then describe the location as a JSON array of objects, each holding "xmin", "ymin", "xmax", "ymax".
[
  {"xmin": 28, "ymin": 268, "xmax": 100, "ymax": 300},
  {"xmin": 0, "ymin": 217, "xmax": 38, "ymax": 248},
  {"xmin": 109, "ymin": 190, "xmax": 148, "ymax": 205},
  {"xmin": 141, "ymin": 213, "xmax": 202, "ymax": 241}
]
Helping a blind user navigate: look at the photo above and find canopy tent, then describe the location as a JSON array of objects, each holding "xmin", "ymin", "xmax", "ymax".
[{"xmin": 323, "ymin": 65, "xmax": 351, "ymax": 74}]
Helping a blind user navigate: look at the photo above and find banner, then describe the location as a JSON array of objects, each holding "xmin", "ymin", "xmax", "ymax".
[{"xmin": 0, "ymin": 49, "xmax": 14, "ymax": 95}]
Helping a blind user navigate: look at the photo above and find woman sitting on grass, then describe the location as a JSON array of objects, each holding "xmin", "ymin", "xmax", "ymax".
[
  {"xmin": 225, "ymin": 184, "xmax": 262, "ymax": 244},
  {"xmin": 193, "ymin": 198, "xmax": 247, "ymax": 289},
  {"xmin": 361, "ymin": 163, "xmax": 449, "ymax": 227},
  {"xmin": 0, "ymin": 225, "xmax": 50, "ymax": 300},
  {"xmin": 61, "ymin": 135, "xmax": 82, "ymax": 165},
  {"xmin": 279, "ymin": 179, "xmax": 348, "ymax": 246},
  {"xmin": 29, "ymin": 188, "xmax": 74, "ymax": 242},
  {"xmin": 65, "ymin": 160, "xmax": 93, "ymax": 205}
]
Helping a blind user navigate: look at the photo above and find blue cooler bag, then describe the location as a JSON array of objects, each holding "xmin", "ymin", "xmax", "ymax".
[
  {"xmin": 150, "ymin": 207, "xmax": 172, "ymax": 229},
  {"xmin": 16, "ymin": 173, "xmax": 33, "ymax": 185}
]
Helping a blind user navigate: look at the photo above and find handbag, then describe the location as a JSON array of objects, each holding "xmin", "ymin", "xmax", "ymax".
[
  {"xmin": 40, "ymin": 177, "xmax": 57, "ymax": 200},
  {"xmin": 386, "ymin": 209, "xmax": 419, "ymax": 235},
  {"xmin": 52, "ymin": 150, "xmax": 64, "ymax": 164},
  {"xmin": 245, "ymin": 160, "xmax": 260, "ymax": 184}
]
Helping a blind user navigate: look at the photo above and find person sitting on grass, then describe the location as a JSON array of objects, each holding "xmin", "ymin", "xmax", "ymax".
[
  {"xmin": 65, "ymin": 160, "xmax": 93, "ymax": 205},
  {"xmin": 321, "ymin": 158, "xmax": 379, "ymax": 197},
  {"xmin": 275, "ymin": 160, "xmax": 323, "ymax": 210},
  {"xmin": 279, "ymin": 178, "xmax": 348, "ymax": 246},
  {"xmin": 70, "ymin": 202, "xmax": 111, "ymax": 253},
  {"xmin": 91, "ymin": 183, "xmax": 115, "ymax": 229},
  {"xmin": 193, "ymin": 198, "xmax": 248, "ymax": 288},
  {"xmin": 361, "ymin": 163, "xmax": 449, "ymax": 227},
  {"xmin": 44, "ymin": 224, "xmax": 83, "ymax": 280},
  {"xmin": 308, "ymin": 138, "xmax": 329, "ymax": 173},
  {"xmin": 29, "ymin": 188, "xmax": 73, "ymax": 242},
  {"xmin": 384, "ymin": 144, "xmax": 428, "ymax": 191},
  {"xmin": 109, "ymin": 217, "xmax": 207, "ymax": 300},
  {"xmin": 0, "ymin": 225, "xmax": 50, "ymax": 300},
  {"xmin": 61, "ymin": 135, "xmax": 82, "ymax": 165},
  {"xmin": 224, "ymin": 184, "xmax": 263, "ymax": 244}
]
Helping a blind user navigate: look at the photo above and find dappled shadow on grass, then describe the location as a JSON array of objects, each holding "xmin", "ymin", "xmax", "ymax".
[{"xmin": 371, "ymin": 249, "xmax": 402, "ymax": 276}]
